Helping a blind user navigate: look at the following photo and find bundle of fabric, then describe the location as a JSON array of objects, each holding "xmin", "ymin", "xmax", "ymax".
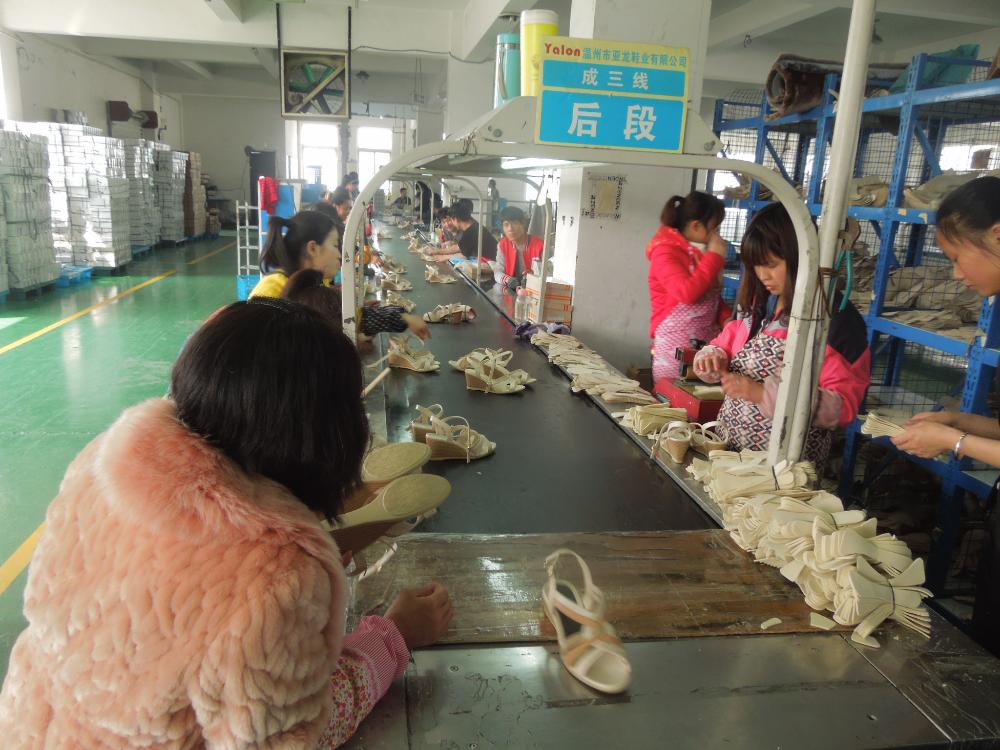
[
  {"xmin": 765, "ymin": 54, "xmax": 907, "ymax": 120},
  {"xmin": 903, "ymin": 169, "xmax": 1000, "ymax": 211}
]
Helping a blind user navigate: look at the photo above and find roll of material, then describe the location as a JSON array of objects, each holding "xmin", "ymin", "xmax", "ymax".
[
  {"xmin": 495, "ymin": 32, "xmax": 521, "ymax": 108},
  {"xmin": 764, "ymin": 54, "xmax": 907, "ymax": 120},
  {"xmin": 520, "ymin": 9, "xmax": 558, "ymax": 97}
]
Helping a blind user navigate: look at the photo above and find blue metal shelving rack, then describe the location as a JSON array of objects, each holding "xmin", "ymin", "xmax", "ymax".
[{"xmin": 706, "ymin": 52, "xmax": 1000, "ymax": 591}]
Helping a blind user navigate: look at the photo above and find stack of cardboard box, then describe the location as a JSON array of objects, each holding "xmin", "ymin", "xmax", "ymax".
[
  {"xmin": 524, "ymin": 273, "xmax": 573, "ymax": 324},
  {"xmin": 184, "ymin": 151, "xmax": 207, "ymax": 238}
]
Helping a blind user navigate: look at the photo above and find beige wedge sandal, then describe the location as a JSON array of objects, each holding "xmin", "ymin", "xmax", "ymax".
[
  {"xmin": 425, "ymin": 416, "xmax": 496, "ymax": 463},
  {"xmin": 385, "ymin": 335, "xmax": 439, "ymax": 372},
  {"xmin": 423, "ymin": 303, "xmax": 477, "ymax": 324},
  {"xmin": 465, "ymin": 356, "xmax": 527, "ymax": 394},
  {"xmin": 328, "ymin": 474, "xmax": 451, "ymax": 557},
  {"xmin": 410, "ymin": 403, "xmax": 447, "ymax": 443},
  {"xmin": 383, "ymin": 290, "xmax": 416, "ymax": 312},
  {"xmin": 690, "ymin": 421, "xmax": 727, "ymax": 457},
  {"xmin": 425, "ymin": 264, "xmax": 458, "ymax": 284},
  {"xmin": 651, "ymin": 421, "xmax": 694, "ymax": 464},
  {"xmin": 381, "ymin": 272, "xmax": 412, "ymax": 292}
]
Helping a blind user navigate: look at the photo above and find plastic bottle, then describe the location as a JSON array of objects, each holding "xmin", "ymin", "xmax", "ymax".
[{"xmin": 514, "ymin": 287, "xmax": 530, "ymax": 323}]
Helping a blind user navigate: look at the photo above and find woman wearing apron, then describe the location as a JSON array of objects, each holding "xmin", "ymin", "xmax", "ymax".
[
  {"xmin": 693, "ymin": 203, "xmax": 871, "ymax": 469},
  {"xmin": 647, "ymin": 191, "xmax": 731, "ymax": 388}
]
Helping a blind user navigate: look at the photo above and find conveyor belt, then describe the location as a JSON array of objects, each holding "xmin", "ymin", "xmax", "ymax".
[{"xmin": 370, "ymin": 228, "xmax": 711, "ymax": 534}]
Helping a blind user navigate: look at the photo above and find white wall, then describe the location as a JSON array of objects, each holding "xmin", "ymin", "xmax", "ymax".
[{"xmin": 181, "ymin": 95, "xmax": 284, "ymax": 203}]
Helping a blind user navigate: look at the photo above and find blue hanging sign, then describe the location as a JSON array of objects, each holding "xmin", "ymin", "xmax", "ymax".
[{"xmin": 535, "ymin": 37, "xmax": 690, "ymax": 153}]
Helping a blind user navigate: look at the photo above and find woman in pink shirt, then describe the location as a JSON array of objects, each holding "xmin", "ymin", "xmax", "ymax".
[
  {"xmin": 0, "ymin": 299, "xmax": 451, "ymax": 749},
  {"xmin": 647, "ymin": 191, "xmax": 731, "ymax": 386}
]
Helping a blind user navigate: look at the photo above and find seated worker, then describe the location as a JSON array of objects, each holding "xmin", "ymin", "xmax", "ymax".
[
  {"xmin": 391, "ymin": 187, "xmax": 412, "ymax": 209},
  {"xmin": 251, "ymin": 210, "xmax": 427, "ymax": 339},
  {"xmin": 692, "ymin": 203, "xmax": 870, "ymax": 469},
  {"xmin": 492, "ymin": 205, "xmax": 544, "ymax": 291},
  {"xmin": 342, "ymin": 171, "xmax": 360, "ymax": 201},
  {"xmin": 428, "ymin": 199, "xmax": 498, "ymax": 261},
  {"xmin": 0, "ymin": 298, "xmax": 451, "ymax": 747}
]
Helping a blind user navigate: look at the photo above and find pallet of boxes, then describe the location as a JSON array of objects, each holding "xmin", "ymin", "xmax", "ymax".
[
  {"xmin": 85, "ymin": 136, "xmax": 132, "ymax": 271},
  {"xmin": 124, "ymin": 138, "xmax": 158, "ymax": 253},
  {"xmin": 184, "ymin": 151, "xmax": 206, "ymax": 239},
  {"xmin": 525, "ymin": 272, "xmax": 573, "ymax": 325},
  {"xmin": 155, "ymin": 144, "xmax": 187, "ymax": 244},
  {"xmin": 0, "ymin": 130, "xmax": 59, "ymax": 298}
]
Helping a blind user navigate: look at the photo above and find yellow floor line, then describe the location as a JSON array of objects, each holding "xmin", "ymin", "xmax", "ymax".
[
  {"xmin": 187, "ymin": 240, "xmax": 235, "ymax": 266},
  {"xmin": 0, "ymin": 271, "xmax": 178, "ymax": 357},
  {"xmin": 0, "ymin": 523, "xmax": 46, "ymax": 596}
]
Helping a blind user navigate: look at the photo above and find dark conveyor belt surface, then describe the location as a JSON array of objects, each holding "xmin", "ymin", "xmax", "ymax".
[{"xmin": 371, "ymin": 227, "xmax": 711, "ymax": 534}]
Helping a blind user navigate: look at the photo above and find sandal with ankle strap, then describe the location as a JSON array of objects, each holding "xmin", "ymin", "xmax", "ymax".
[
  {"xmin": 381, "ymin": 272, "xmax": 412, "ymax": 291},
  {"xmin": 384, "ymin": 334, "xmax": 439, "ymax": 372},
  {"xmin": 542, "ymin": 548, "xmax": 632, "ymax": 694},
  {"xmin": 691, "ymin": 421, "xmax": 727, "ymax": 457},
  {"xmin": 410, "ymin": 403, "xmax": 447, "ymax": 443},
  {"xmin": 383, "ymin": 290, "xmax": 416, "ymax": 312},
  {"xmin": 651, "ymin": 421, "xmax": 693, "ymax": 464},
  {"xmin": 423, "ymin": 303, "xmax": 477, "ymax": 324},
  {"xmin": 465, "ymin": 352, "xmax": 533, "ymax": 393},
  {"xmin": 425, "ymin": 416, "xmax": 495, "ymax": 463},
  {"xmin": 425, "ymin": 264, "xmax": 458, "ymax": 284},
  {"xmin": 448, "ymin": 348, "xmax": 533, "ymax": 385}
]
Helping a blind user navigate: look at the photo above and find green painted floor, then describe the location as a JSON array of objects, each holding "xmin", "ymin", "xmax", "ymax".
[{"xmin": 0, "ymin": 236, "xmax": 238, "ymax": 679}]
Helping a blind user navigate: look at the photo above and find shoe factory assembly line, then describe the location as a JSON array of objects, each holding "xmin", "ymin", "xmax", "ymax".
[{"xmin": 326, "ymin": 3, "xmax": 1000, "ymax": 747}]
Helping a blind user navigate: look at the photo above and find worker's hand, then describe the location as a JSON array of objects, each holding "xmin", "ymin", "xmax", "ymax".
[
  {"xmin": 720, "ymin": 373, "xmax": 764, "ymax": 404},
  {"xmin": 693, "ymin": 351, "xmax": 729, "ymax": 377},
  {"xmin": 403, "ymin": 313, "xmax": 431, "ymax": 340},
  {"xmin": 505, "ymin": 276, "xmax": 520, "ymax": 293},
  {"xmin": 371, "ymin": 253, "xmax": 384, "ymax": 268},
  {"xmin": 906, "ymin": 411, "xmax": 958, "ymax": 428},
  {"xmin": 707, "ymin": 230, "xmax": 728, "ymax": 258},
  {"xmin": 386, "ymin": 582, "xmax": 453, "ymax": 648},
  {"xmin": 892, "ymin": 422, "xmax": 961, "ymax": 459}
]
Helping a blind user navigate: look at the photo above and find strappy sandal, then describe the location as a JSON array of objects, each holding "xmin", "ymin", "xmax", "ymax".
[
  {"xmin": 382, "ymin": 272, "xmax": 412, "ymax": 291},
  {"xmin": 690, "ymin": 421, "xmax": 727, "ymax": 456},
  {"xmin": 600, "ymin": 389, "xmax": 658, "ymax": 405},
  {"xmin": 542, "ymin": 548, "xmax": 632, "ymax": 694},
  {"xmin": 423, "ymin": 303, "xmax": 477, "ymax": 324},
  {"xmin": 380, "ymin": 258, "xmax": 405, "ymax": 274},
  {"xmin": 425, "ymin": 416, "xmax": 496, "ymax": 463},
  {"xmin": 383, "ymin": 290, "xmax": 416, "ymax": 312},
  {"xmin": 455, "ymin": 260, "xmax": 493, "ymax": 280},
  {"xmin": 425, "ymin": 265, "xmax": 457, "ymax": 284},
  {"xmin": 651, "ymin": 421, "xmax": 693, "ymax": 464},
  {"xmin": 410, "ymin": 403, "xmax": 447, "ymax": 443},
  {"xmin": 385, "ymin": 334, "xmax": 440, "ymax": 372},
  {"xmin": 449, "ymin": 347, "xmax": 510, "ymax": 371},
  {"xmin": 327, "ymin": 474, "xmax": 451, "ymax": 557},
  {"xmin": 465, "ymin": 356, "xmax": 527, "ymax": 395}
]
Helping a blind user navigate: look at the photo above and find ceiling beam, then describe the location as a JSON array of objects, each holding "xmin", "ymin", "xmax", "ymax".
[
  {"xmin": 204, "ymin": 0, "xmax": 243, "ymax": 23},
  {"xmin": 828, "ymin": 0, "xmax": 1000, "ymax": 26},
  {"xmin": 252, "ymin": 46, "xmax": 279, "ymax": 80},
  {"xmin": 170, "ymin": 59, "xmax": 214, "ymax": 80},
  {"xmin": 709, "ymin": 0, "xmax": 830, "ymax": 49}
]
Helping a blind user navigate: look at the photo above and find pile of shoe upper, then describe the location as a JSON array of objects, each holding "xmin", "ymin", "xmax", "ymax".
[{"xmin": 687, "ymin": 450, "xmax": 932, "ymax": 649}]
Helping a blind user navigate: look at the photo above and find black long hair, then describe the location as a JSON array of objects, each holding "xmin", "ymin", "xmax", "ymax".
[
  {"xmin": 281, "ymin": 268, "xmax": 343, "ymax": 330},
  {"xmin": 736, "ymin": 202, "xmax": 802, "ymax": 317},
  {"xmin": 660, "ymin": 191, "xmax": 725, "ymax": 232},
  {"xmin": 937, "ymin": 176, "xmax": 1000, "ymax": 250},
  {"xmin": 259, "ymin": 210, "xmax": 337, "ymax": 275},
  {"xmin": 171, "ymin": 299, "xmax": 367, "ymax": 519}
]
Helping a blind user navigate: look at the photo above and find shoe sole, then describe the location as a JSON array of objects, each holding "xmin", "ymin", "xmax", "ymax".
[{"xmin": 361, "ymin": 442, "xmax": 432, "ymax": 484}]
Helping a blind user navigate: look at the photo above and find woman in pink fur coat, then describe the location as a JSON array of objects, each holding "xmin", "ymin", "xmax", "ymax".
[{"xmin": 0, "ymin": 298, "xmax": 452, "ymax": 748}]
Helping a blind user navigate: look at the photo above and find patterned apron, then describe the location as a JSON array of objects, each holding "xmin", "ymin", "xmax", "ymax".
[
  {"xmin": 717, "ymin": 328, "xmax": 833, "ymax": 468},
  {"xmin": 651, "ymin": 249, "xmax": 723, "ymax": 382}
]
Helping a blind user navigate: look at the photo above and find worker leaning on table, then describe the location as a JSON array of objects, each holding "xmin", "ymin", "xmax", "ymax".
[{"xmin": 891, "ymin": 176, "xmax": 1000, "ymax": 659}]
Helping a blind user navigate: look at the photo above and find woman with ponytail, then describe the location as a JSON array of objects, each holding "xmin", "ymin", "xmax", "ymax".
[
  {"xmin": 647, "ymin": 191, "xmax": 731, "ymax": 386},
  {"xmin": 252, "ymin": 210, "xmax": 429, "ymax": 339}
]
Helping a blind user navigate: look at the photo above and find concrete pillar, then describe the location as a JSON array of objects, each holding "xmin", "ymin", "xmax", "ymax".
[
  {"xmin": 554, "ymin": 0, "xmax": 711, "ymax": 372},
  {"xmin": 444, "ymin": 58, "xmax": 493, "ymax": 137},
  {"xmin": 0, "ymin": 28, "xmax": 23, "ymax": 120},
  {"xmin": 416, "ymin": 107, "xmax": 444, "ymax": 146}
]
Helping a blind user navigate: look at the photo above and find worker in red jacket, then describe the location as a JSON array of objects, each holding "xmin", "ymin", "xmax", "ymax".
[
  {"xmin": 492, "ymin": 206, "xmax": 544, "ymax": 291},
  {"xmin": 647, "ymin": 191, "xmax": 731, "ymax": 385}
]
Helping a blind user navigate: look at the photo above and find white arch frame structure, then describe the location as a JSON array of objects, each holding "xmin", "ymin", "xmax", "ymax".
[{"xmin": 343, "ymin": 0, "xmax": 875, "ymax": 467}]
